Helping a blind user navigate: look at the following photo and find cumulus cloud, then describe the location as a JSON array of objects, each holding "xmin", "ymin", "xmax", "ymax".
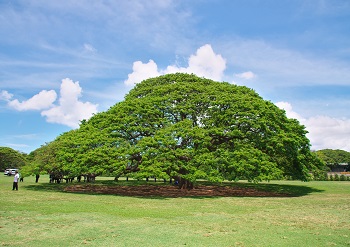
[
  {"xmin": 0, "ymin": 90, "xmax": 14, "ymax": 101},
  {"xmin": 3, "ymin": 79, "xmax": 98, "ymax": 128},
  {"xmin": 276, "ymin": 101, "xmax": 350, "ymax": 152},
  {"xmin": 7, "ymin": 90, "xmax": 57, "ymax": 111},
  {"xmin": 41, "ymin": 78, "xmax": 98, "ymax": 128},
  {"xmin": 275, "ymin": 101, "xmax": 305, "ymax": 121},
  {"xmin": 235, "ymin": 71, "xmax": 256, "ymax": 80},
  {"xmin": 167, "ymin": 44, "xmax": 226, "ymax": 81},
  {"xmin": 124, "ymin": 44, "xmax": 226, "ymax": 86},
  {"xmin": 304, "ymin": 116, "xmax": 350, "ymax": 152},
  {"xmin": 124, "ymin": 60, "xmax": 160, "ymax": 86}
]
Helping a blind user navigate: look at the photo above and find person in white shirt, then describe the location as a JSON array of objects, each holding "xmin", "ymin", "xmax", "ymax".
[{"xmin": 13, "ymin": 171, "xmax": 19, "ymax": 191}]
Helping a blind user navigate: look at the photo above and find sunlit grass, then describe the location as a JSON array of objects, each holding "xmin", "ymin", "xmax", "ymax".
[{"xmin": 1, "ymin": 175, "xmax": 349, "ymax": 246}]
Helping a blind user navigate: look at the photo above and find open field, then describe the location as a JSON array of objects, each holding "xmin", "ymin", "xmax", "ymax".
[{"xmin": 1, "ymin": 175, "xmax": 349, "ymax": 247}]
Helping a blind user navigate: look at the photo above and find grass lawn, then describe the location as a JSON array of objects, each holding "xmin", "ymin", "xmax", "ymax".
[{"xmin": 0, "ymin": 175, "xmax": 349, "ymax": 247}]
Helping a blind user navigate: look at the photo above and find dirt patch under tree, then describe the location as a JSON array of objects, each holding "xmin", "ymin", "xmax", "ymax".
[{"xmin": 64, "ymin": 184, "xmax": 290, "ymax": 197}]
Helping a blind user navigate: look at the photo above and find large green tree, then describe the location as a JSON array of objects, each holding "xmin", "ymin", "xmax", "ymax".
[
  {"xmin": 55, "ymin": 73, "xmax": 323, "ymax": 188},
  {"xmin": 0, "ymin": 147, "xmax": 27, "ymax": 171},
  {"xmin": 22, "ymin": 141, "xmax": 64, "ymax": 178}
]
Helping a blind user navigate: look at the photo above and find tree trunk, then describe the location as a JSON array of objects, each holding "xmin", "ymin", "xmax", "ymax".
[{"xmin": 175, "ymin": 177, "xmax": 194, "ymax": 190}]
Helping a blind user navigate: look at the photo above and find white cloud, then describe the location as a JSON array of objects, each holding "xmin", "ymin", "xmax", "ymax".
[
  {"xmin": 304, "ymin": 116, "xmax": 350, "ymax": 152},
  {"xmin": 276, "ymin": 101, "xmax": 350, "ymax": 152},
  {"xmin": 124, "ymin": 60, "xmax": 160, "ymax": 86},
  {"xmin": 7, "ymin": 90, "xmax": 57, "ymax": 111},
  {"xmin": 275, "ymin": 101, "xmax": 305, "ymax": 121},
  {"xmin": 124, "ymin": 44, "xmax": 226, "ymax": 86},
  {"xmin": 0, "ymin": 90, "xmax": 14, "ymax": 101},
  {"xmin": 176, "ymin": 44, "xmax": 226, "ymax": 81},
  {"xmin": 3, "ymin": 78, "xmax": 98, "ymax": 128},
  {"xmin": 235, "ymin": 71, "xmax": 256, "ymax": 80},
  {"xmin": 83, "ymin": 43, "xmax": 97, "ymax": 52},
  {"xmin": 41, "ymin": 78, "xmax": 98, "ymax": 128}
]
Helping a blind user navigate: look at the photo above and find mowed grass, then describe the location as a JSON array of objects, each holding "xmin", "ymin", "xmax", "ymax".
[{"xmin": 0, "ymin": 175, "xmax": 349, "ymax": 247}]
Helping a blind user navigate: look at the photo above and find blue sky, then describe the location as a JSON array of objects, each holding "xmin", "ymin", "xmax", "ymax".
[{"xmin": 1, "ymin": 0, "xmax": 350, "ymax": 154}]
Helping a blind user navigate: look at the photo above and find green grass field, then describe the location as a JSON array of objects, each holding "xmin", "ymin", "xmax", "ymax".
[{"xmin": 1, "ymin": 175, "xmax": 349, "ymax": 247}]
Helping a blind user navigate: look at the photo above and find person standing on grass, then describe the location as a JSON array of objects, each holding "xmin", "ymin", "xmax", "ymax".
[{"xmin": 13, "ymin": 171, "xmax": 19, "ymax": 190}]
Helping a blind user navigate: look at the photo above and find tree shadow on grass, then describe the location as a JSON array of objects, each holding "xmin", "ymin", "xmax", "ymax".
[
  {"xmin": 220, "ymin": 182, "xmax": 324, "ymax": 197},
  {"xmin": 23, "ymin": 180, "xmax": 324, "ymax": 199}
]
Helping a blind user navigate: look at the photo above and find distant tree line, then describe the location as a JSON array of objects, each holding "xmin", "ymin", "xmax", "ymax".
[{"xmin": 315, "ymin": 149, "xmax": 350, "ymax": 166}]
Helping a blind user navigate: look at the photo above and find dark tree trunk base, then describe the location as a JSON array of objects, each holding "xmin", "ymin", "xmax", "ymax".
[{"xmin": 177, "ymin": 177, "xmax": 194, "ymax": 190}]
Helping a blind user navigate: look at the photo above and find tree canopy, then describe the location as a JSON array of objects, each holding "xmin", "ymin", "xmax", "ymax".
[
  {"xmin": 316, "ymin": 149, "xmax": 350, "ymax": 168},
  {"xmin": 21, "ymin": 141, "xmax": 62, "ymax": 177},
  {"xmin": 0, "ymin": 147, "xmax": 27, "ymax": 171},
  {"xmin": 316, "ymin": 149, "xmax": 350, "ymax": 165},
  {"xmin": 34, "ymin": 73, "xmax": 324, "ymax": 188}
]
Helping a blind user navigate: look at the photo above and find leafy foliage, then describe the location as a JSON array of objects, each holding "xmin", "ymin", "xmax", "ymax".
[
  {"xmin": 36, "ymin": 73, "xmax": 324, "ymax": 187},
  {"xmin": 315, "ymin": 149, "xmax": 350, "ymax": 164},
  {"xmin": 0, "ymin": 147, "xmax": 27, "ymax": 171},
  {"xmin": 315, "ymin": 149, "xmax": 350, "ymax": 173}
]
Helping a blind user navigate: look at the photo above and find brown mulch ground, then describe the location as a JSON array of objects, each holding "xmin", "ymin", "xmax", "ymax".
[{"xmin": 64, "ymin": 184, "xmax": 290, "ymax": 197}]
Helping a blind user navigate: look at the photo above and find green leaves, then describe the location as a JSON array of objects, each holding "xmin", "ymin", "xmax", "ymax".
[
  {"xmin": 0, "ymin": 147, "xmax": 27, "ymax": 171},
  {"xmin": 33, "ymin": 73, "xmax": 324, "ymax": 185}
]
